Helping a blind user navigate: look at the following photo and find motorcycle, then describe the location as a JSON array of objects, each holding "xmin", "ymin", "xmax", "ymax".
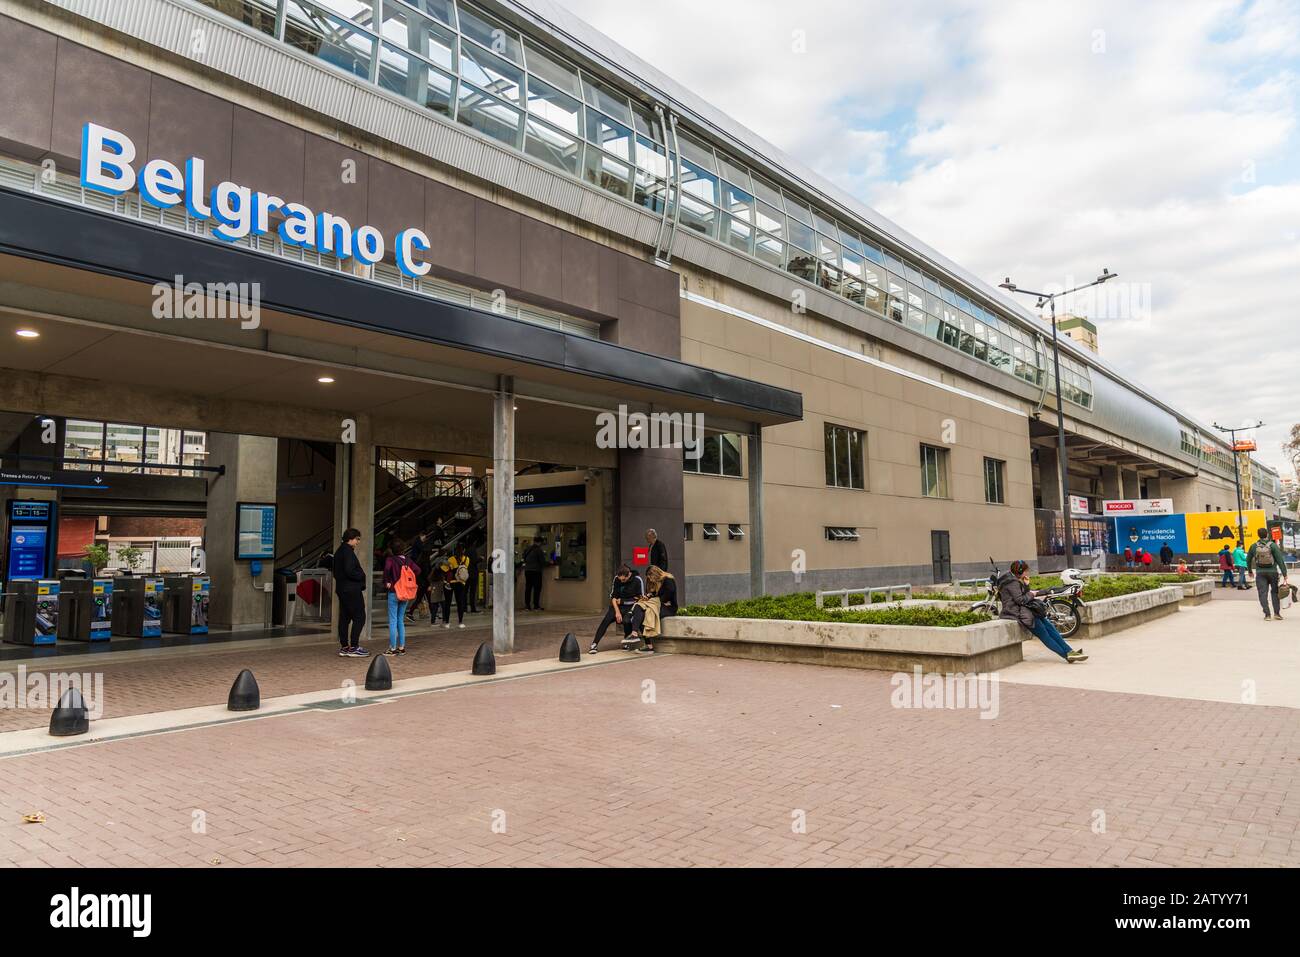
[{"xmin": 970, "ymin": 559, "xmax": 1085, "ymax": 640}]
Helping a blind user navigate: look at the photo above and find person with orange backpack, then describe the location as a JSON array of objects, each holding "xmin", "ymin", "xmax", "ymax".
[{"xmin": 383, "ymin": 538, "xmax": 421, "ymax": 656}]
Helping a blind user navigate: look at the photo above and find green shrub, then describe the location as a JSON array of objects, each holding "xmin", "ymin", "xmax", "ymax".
[
  {"xmin": 1028, "ymin": 574, "xmax": 1165, "ymax": 602},
  {"xmin": 679, "ymin": 591, "xmax": 986, "ymax": 627}
]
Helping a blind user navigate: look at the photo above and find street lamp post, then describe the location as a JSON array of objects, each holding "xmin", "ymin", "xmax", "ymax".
[
  {"xmin": 1213, "ymin": 420, "xmax": 1264, "ymax": 549},
  {"xmin": 999, "ymin": 269, "xmax": 1118, "ymax": 565}
]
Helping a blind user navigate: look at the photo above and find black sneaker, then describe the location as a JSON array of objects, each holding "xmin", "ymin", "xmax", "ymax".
[
  {"xmin": 385, "ymin": 647, "xmax": 399, "ymax": 656},
  {"xmin": 589, "ymin": 643, "xmax": 599, "ymax": 654},
  {"xmin": 338, "ymin": 647, "xmax": 351, "ymax": 657},
  {"xmin": 397, "ymin": 646, "xmax": 407, "ymax": 656}
]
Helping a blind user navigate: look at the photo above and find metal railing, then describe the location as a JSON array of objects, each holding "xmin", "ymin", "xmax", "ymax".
[{"xmin": 815, "ymin": 584, "xmax": 913, "ymax": 610}]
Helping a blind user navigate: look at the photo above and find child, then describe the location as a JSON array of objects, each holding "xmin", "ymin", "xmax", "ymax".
[{"xmin": 1176, "ymin": 558, "xmax": 1189, "ymax": 575}]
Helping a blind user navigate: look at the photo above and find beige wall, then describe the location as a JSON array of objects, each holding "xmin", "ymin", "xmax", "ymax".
[{"xmin": 681, "ymin": 298, "xmax": 1036, "ymax": 589}]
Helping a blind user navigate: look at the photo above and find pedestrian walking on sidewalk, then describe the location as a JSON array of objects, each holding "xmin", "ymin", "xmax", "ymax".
[
  {"xmin": 1233, "ymin": 541, "xmax": 1249, "ymax": 589},
  {"xmin": 1246, "ymin": 528, "xmax": 1289, "ymax": 621},
  {"xmin": 1217, "ymin": 544, "xmax": 1234, "ymax": 588}
]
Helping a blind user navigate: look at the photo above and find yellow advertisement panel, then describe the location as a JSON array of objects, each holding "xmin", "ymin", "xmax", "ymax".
[{"xmin": 1184, "ymin": 510, "xmax": 1266, "ymax": 551}]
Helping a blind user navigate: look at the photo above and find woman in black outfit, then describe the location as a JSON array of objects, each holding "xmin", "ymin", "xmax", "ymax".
[
  {"xmin": 625, "ymin": 564, "xmax": 677, "ymax": 655},
  {"xmin": 332, "ymin": 528, "xmax": 370, "ymax": 657}
]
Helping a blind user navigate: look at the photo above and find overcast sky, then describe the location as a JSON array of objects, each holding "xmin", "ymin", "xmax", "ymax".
[{"xmin": 558, "ymin": 0, "xmax": 1300, "ymax": 474}]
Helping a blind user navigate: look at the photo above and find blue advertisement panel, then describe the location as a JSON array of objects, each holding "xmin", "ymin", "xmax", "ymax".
[{"xmin": 1109, "ymin": 514, "xmax": 1188, "ymax": 554}]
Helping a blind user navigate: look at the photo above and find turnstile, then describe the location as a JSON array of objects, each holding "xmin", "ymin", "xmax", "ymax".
[
  {"xmin": 3, "ymin": 579, "xmax": 59, "ymax": 645},
  {"xmin": 272, "ymin": 569, "xmax": 297, "ymax": 627},
  {"xmin": 163, "ymin": 575, "xmax": 210, "ymax": 635},
  {"xmin": 56, "ymin": 577, "xmax": 93, "ymax": 641},
  {"xmin": 112, "ymin": 576, "xmax": 164, "ymax": 638}
]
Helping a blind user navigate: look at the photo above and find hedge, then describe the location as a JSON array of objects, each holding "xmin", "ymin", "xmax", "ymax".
[{"xmin": 678, "ymin": 592, "xmax": 986, "ymax": 627}]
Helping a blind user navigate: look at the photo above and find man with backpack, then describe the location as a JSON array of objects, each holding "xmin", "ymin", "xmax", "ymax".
[
  {"xmin": 1246, "ymin": 528, "xmax": 1289, "ymax": 621},
  {"xmin": 383, "ymin": 539, "xmax": 421, "ymax": 655}
]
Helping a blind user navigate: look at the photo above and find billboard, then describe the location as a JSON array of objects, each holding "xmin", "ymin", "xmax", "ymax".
[
  {"xmin": 1110, "ymin": 514, "xmax": 1188, "ymax": 554},
  {"xmin": 1184, "ymin": 510, "xmax": 1266, "ymax": 551},
  {"xmin": 1102, "ymin": 498, "xmax": 1174, "ymax": 516}
]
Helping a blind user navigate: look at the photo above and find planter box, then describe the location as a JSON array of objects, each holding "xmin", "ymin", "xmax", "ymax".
[
  {"xmin": 1077, "ymin": 585, "xmax": 1182, "ymax": 639},
  {"xmin": 658, "ymin": 615, "xmax": 1023, "ymax": 674},
  {"xmin": 1178, "ymin": 578, "xmax": 1214, "ymax": 607}
]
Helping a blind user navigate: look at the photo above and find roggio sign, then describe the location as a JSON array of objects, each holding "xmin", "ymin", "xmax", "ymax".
[{"xmin": 78, "ymin": 122, "xmax": 434, "ymax": 277}]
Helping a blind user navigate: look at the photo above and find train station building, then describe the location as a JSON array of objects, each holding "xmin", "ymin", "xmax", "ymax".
[{"xmin": 0, "ymin": 0, "xmax": 1281, "ymax": 657}]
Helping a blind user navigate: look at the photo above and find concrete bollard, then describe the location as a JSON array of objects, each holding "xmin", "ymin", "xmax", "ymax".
[
  {"xmin": 227, "ymin": 669, "xmax": 260, "ymax": 712},
  {"xmin": 472, "ymin": 641, "xmax": 496, "ymax": 676},
  {"xmin": 559, "ymin": 631, "xmax": 581, "ymax": 662},
  {"xmin": 49, "ymin": 688, "xmax": 89, "ymax": 737},
  {"xmin": 365, "ymin": 654, "xmax": 393, "ymax": 691}
]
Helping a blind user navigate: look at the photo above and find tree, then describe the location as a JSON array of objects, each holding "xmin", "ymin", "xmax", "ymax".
[{"xmin": 83, "ymin": 543, "xmax": 111, "ymax": 574}]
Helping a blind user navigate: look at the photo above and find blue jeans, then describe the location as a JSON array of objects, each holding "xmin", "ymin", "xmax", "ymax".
[
  {"xmin": 1028, "ymin": 616, "xmax": 1073, "ymax": 659},
  {"xmin": 387, "ymin": 592, "xmax": 408, "ymax": 649},
  {"xmin": 1236, "ymin": 568, "xmax": 1247, "ymax": 587},
  {"xmin": 1220, "ymin": 569, "xmax": 1234, "ymax": 587}
]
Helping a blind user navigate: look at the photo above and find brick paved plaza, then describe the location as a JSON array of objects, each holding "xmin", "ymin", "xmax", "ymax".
[{"xmin": 2, "ymin": 592, "xmax": 1297, "ymax": 868}]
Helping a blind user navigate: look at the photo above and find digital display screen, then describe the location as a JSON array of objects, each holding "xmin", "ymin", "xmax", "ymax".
[
  {"xmin": 7, "ymin": 525, "xmax": 49, "ymax": 581},
  {"xmin": 236, "ymin": 503, "xmax": 277, "ymax": 560}
]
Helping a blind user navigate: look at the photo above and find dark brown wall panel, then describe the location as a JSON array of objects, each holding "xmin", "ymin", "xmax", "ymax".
[
  {"xmin": 473, "ymin": 199, "xmax": 521, "ymax": 290},
  {"xmin": 302, "ymin": 134, "xmax": 368, "ymax": 226},
  {"xmin": 423, "ymin": 179, "xmax": 476, "ymax": 276},
  {"xmin": 366, "ymin": 157, "xmax": 425, "ymax": 244},
  {"xmin": 0, "ymin": 14, "xmax": 57, "ymax": 159},
  {"xmin": 519, "ymin": 217, "xmax": 563, "ymax": 303},
  {"xmin": 230, "ymin": 106, "xmax": 305, "ymax": 203},
  {"xmin": 146, "ymin": 76, "xmax": 233, "ymax": 185},
  {"xmin": 50, "ymin": 39, "xmax": 152, "ymax": 168}
]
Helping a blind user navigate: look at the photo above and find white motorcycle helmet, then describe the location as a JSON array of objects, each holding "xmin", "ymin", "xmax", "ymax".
[{"xmin": 1060, "ymin": 568, "xmax": 1084, "ymax": 587}]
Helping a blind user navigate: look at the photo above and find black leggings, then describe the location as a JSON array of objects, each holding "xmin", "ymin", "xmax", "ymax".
[
  {"xmin": 337, "ymin": 591, "xmax": 366, "ymax": 647},
  {"xmin": 442, "ymin": 582, "xmax": 467, "ymax": 624},
  {"xmin": 524, "ymin": 570, "xmax": 543, "ymax": 609}
]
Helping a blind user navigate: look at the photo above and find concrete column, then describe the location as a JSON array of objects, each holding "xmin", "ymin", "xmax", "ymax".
[
  {"xmin": 1099, "ymin": 464, "xmax": 1123, "ymax": 502},
  {"xmin": 1037, "ymin": 446, "xmax": 1062, "ymax": 510},
  {"xmin": 206, "ymin": 432, "xmax": 278, "ymax": 630},
  {"xmin": 748, "ymin": 425, "xmax": 765, "ymax": 598},
  {"xmin": 1122, "ymin": 468, "xmax": 1141, "ymax": 499},
  {"xmin": 617, "ymin": 443, "xmax": 686, "ymax": 601},
  {"xmin": 492, "ymin": 377, "xmax": 515, "ymax": 654}
]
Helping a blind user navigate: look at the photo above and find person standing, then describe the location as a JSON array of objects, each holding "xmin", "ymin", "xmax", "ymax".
[
  {"xmin": 998, "ymin": 560, "xmax": 1088, "ymax": 663},
  {"xmin": 1159, "ymin": 542, "xmax": 1174, "ymax": 569},
  {"xmin": 332, "ymin": 528, "xmax": 370, "ymax": 658},
  {"xmin": 588, "ymin": 563, "xmax": 644, "ymax": 654},
  {"xmin": 1247, "ymin": 528, "xmax": 1289, "ymax": 621},
  {"xmin": 521, "ymin": 535, "xmax": 547, "ymax": 611},
  {"xmin": 1141, "ymin": 550, "xmax": 1152, "ymax": 569},
  {"xmin": 1217, "ymin": 544, "xmax": 1234, "ymax": 588},
  {"xmin": 1123, "ymin": 546, "xmax": 1134, "ymax": 570},
  {"xmin": 1233, "ymin": 540, "xmax": 1249, "ymax": 589},
  {"xmin": 466, "ymin": 544, "xmax": 481, "ymax": 614},
  {"xmin": 383, "ymin": 540, "xmax": 420, "ymax": 656},
  {"xmin": 646, "ymin": 528, "xmax": 668, "ymax": 572},
  {"xmin": 441, "ymin": 544, "xmax": 470, "ymax": 628}
]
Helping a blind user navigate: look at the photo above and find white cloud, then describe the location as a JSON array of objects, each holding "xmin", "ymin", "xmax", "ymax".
[{"xmin": 557, "ymin": 0, "xmax": 1300, "ymax": 472}]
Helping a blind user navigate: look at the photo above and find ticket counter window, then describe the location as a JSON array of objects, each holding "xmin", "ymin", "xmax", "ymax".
[{"xmin": 514, "ymin": 522, "xmax": 587, "ymax": 580}]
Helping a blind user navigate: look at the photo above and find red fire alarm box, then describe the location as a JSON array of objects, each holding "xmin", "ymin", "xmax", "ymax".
[{"xmin": 632, "ymin": 546, "xmax": 649, "ymax": 567}]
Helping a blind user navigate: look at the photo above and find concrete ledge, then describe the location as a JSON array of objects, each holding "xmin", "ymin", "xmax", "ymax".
[
  {"xmin": 1179, "ymin": 579, "xmax": 1214, "ymax": 607},
  {"xmin": 659, "ymin": 616, "xmax": 1023, "ymax": 674},
  {"xmin": 1078, "ymin": 585, "xmax": 1182, "ymax": 640}
]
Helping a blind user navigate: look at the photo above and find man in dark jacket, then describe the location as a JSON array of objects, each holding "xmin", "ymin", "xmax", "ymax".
[
  {"xmin": 332, "ymin": 528, "xmax": 370, "ymax": 657},
  {"xmin": 1217, "ymin": 545, "xmax": 1234, "ymax": 587},
  {"xmin": 646, "ymin": 528, "xmax": 668, "ymax": 572},
  {"xmin": 1159, "ymin": 542, "xmax": 1174, "ymax": 569},
  {"xmin": 588, "ymin": 564, "xmax": 644, "ymax": 653},
  {"xmin": 1246, "ymin": 528, "xmax": 1290, "ymax": 621},
  {"xmin": 521, "ymin": 536, "xmax": 547, "ymax": 611}
]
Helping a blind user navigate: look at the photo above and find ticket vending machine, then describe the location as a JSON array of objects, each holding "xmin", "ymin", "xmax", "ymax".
[{"xmin": 5, "ymin": 500, "xmax": 58, "ymax": 583}]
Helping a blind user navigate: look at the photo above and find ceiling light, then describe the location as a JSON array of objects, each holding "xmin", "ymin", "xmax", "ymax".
[
  {"xmin": 317, "ymin": 375, "xmax": 335, "ymax": 384},
  {"xmin": 15, "ymin": 329, "xmax": 39, "ymax": 339}
]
